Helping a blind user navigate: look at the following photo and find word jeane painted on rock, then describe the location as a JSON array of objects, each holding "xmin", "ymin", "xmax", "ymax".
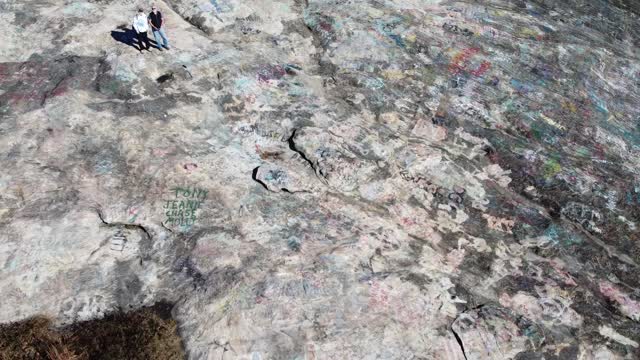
[{"xmin": 164, "ymin": 187, "xmax": 208, "ymax": 227}]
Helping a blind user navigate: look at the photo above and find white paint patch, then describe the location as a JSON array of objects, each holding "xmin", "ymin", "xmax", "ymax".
[
  {"xmin": 618, "ymin": 216, "xmax": 636, "ymax": 230},
  {"xmin": 598, "ymin": 326, "xmax": 638, "ymax": 348}
]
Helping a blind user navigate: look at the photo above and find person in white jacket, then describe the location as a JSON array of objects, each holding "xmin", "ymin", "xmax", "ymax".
[{"xmin": 132, "ymin": 8, "xmax": 150, "ymax": 52}]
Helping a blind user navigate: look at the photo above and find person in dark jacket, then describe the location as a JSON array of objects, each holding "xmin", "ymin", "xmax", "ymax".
[
  {"xmin": 148, "ymin": 5, "xmax": 170, "ymax": 50},
  {"xmin": 132, "ymin": 8, "xmax": 150, "ymax": 52}
]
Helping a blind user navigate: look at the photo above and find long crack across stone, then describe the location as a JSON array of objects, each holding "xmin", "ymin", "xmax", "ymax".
[
  {"xmin": 451, "ymin": 324, "xmax": 468, "ymax": 360},
  {"xmin": 95, "ymin": 207, "xmax": 152, "ymax": 243}
]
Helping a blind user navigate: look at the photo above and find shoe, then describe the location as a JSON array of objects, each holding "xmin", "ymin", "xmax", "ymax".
[
  {"xmin": 164, "ymin": 46, "xmax": 170, "ymax": 50},
  {"xmin": 157, "ymin": 47, "xmax": 163, "ymax": 51}
]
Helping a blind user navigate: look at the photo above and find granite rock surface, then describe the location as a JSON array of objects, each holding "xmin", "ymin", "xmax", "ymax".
[{"xmin": 1, "ymin": 0, "xmax": 640, "ymax": 359}]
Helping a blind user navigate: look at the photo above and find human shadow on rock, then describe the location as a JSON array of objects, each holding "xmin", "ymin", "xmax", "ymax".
[{"xmin": 111, "ymin": 25, "xmax": 157, "ymax": 51}]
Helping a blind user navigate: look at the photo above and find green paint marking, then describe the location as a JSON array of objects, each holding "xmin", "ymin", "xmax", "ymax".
[{"xmin": 543, "ymin": 159, "xmax": 562, "ymax": 178}]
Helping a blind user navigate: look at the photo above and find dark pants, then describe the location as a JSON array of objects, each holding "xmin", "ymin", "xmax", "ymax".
[{"xmin": 136, "ymin": 31, "xmax": 150, "ymax": 50}]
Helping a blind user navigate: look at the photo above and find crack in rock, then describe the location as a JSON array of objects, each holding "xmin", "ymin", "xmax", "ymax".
[
  {"xmin": 251, "ymin": 166, "xmax": 270, "ymax": 191},
  {"xmin": 252, "ymin": 165, "xmax": 312, "ymax": 194},
  {"xmin": 450, "ymin": 324, "xmax": 468, "ymax": 360},
  {"xmin": 95, "ymin": 207, "xmax": 152, "ymax": 243},
  {"xmin": 287, "ymin": 129, "xmax": 325, "ymax": 181}
]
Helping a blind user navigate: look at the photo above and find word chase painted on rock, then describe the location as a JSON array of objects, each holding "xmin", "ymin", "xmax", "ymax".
[{"xmin": 164, "ymin": 187, "xmax": 208, "ymax": 227}]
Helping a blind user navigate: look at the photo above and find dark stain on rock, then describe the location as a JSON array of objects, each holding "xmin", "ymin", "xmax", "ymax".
[
  {"xmin": 88, "ymin": 93, "xmax": 202, "ymax": 117},
  {"xmin": 185, "ymin": 14, "xmax": 211, "ymax": 34},
  {"xmin": 95, "ymin": 58, "xmax": 140, "ymax": 100},
  {"xmin": 0, "ymin": 56, "xmax": 102, "ymax": 114},
  {"xmin": 157, "ymin": 72, "xmax": 175, "ymax": 84}
]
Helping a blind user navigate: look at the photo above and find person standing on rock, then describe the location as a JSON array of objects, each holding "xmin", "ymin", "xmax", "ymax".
[
  {"xmin": 149, "ymin": 5, "xmax": 170, "ymax": 51},
  {"xmin": 132, "ymin": 8, "xmax": 151, "ymax": 52}
]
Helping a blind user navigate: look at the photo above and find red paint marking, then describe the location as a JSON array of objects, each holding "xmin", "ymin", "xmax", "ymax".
[
  {"xmin": 51, "ymin": 81, "xmax": 69, "ymax": 97},
  {"xmin": 516, "ymin": 214, "xmax": 536, "ymax": 225},
  {"xmin": 593, "ymin": 143, "xmax": 606, "ymax": 159},
  {"xmin": 448, "ymin": 47, "xmax": 491, "ymax": 77},
  {"xmin": 319, "ymin": 21, "xmax": 332, "ymax": 32},
  {"xmin": 401, "ymin": 217, "xmax": 415, "ymax": 226},
  {"xmin": 257, "ymin": 65, "xmax": 286, "ymax": 83},
  {"xmin": 470, "ymin": 61, "xmax": 492, "ymax": 77},
  {"xmin": 8, "ymin": 92, "xmax": 42, "ymax": 104},
  {"xmin": 448, "ymin": 48, "xmax": 479, "ymax": 75}
]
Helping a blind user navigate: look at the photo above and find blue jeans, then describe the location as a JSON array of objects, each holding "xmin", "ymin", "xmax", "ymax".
[{"xmin": 152, "ymin": 28, "xmax": 169, "ymax": 48}]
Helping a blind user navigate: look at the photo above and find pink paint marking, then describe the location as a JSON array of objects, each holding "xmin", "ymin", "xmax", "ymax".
[
  {"xmin": 549, "ymin": 260, "xmax": 577, "ymax": 286},
  {"xmin": 599, "ymin": 281, "xmax": 640, "ymax": 320},
  {"xmin": 128, "ymin": 207, "xmax": 140, "ymax": 223},
  {"xmin": 401, "ymin": 217, "xmax": 416, "ymax": 226},
  {"xmin": 183, "ymin": 163, "xmax": 198, "ymax": 172},
  {"xmin": 152, "ymin": 148, "xmax": 172, "ymax": 157},
  {"xmin": 369, "ymin": 281, "xmax": 390, "ymax": 309}
]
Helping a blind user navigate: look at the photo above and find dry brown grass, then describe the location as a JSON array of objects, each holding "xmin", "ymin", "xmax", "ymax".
[
  {"xmin": 46, "ymin": 344, "xmax": 82, "ymax": 360},
  {"xmin": 0, "ymin": 303, "xmax": 185, "ymax": 360}
]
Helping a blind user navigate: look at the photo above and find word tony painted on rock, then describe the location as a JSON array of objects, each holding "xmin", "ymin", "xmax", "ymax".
[{"xmin": 164, "ymin": 187, "xmax": 208, "ymax": 227}]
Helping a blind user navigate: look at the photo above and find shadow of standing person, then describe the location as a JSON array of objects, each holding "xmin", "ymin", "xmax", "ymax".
[{"xmin": 111, "ymin": 25, "xmax": 157, "ymax": 51}]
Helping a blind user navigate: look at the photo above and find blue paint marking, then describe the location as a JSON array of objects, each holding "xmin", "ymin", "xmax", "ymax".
[
  {"xmin": 626, "ymin": 187, "xmax": 640, "ymax": 205},
  {"xmin": 362, "ymin": 76, "xmax": 385, "ymax": 90},
  {"xmin": 511, "ymin": 79, "xmax": 533, "ymax": 94},
  {"xmin": 589, "ymin": 92, "xmax": 609, "ymax": 113},
  {"xmin": 209, "ymin": 0, "xmax": 222, "ymax": 12},
  {"xmin": 543, "ymin": 224, "xmax": 583, "ymax": 246},
  {"xmin": 209, "ymin": 0, "xmax": 232, "ymax": 13},
  {"xmin": 95, "ymin": 159, "xmax": 113, "ymax": 175},
  {"xmin": 388, "ymin": 34, "xmax": 405, "ymax": 48},
  {"xmin": 375, "ymin": 19, "xmax": 406, "ymax": 48}
]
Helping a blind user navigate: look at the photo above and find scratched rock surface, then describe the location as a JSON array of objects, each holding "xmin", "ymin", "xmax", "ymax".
[{"xmin": 1, "ymin": 0, "xmax": 640, "ymax": 359}]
